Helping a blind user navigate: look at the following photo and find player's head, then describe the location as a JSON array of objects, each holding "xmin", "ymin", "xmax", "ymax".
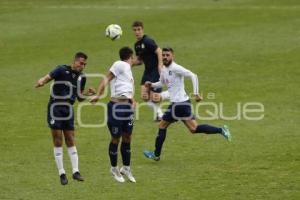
[
  {"xmin": 132, "ymin": 21, "xmax": 144, "ymax": 40},
  {"xmin": 162, "ymin": 47, "xmax": 174, "ymax": 67},
  {"xmin": 73, "ymin": 52, "xmax": 88, "ymax": 72},
  {"xmin": 119, "ymin": 46, "xmax": 134, "ymax": 62}
]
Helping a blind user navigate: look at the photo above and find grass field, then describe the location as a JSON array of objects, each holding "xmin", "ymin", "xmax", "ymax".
[{"xmin": 1, "ymin": 0, "xmax": 300, "ymax": 199}]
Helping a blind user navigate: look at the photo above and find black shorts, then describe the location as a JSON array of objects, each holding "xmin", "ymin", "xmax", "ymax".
[
  {"xmin": 107, "ymin": 101, "xmax": 134, "ymax": 138},
  {"xmin": 141, "ymin": 74, "xmax": 162, "ymax": 93},
  {"xmin": 47, "ymin": 102, "xmax": 74, "ymax": 130},
  {"xmin": 162, "ymin": 100, "xmax": 195, "ymax": 123}
]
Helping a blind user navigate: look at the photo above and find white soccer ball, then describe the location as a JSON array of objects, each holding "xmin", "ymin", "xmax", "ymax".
[{"xmin": 105, "ymin": 24, "xmax": 122, "ymax": 40}]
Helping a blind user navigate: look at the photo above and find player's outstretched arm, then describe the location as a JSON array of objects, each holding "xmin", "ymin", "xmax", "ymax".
[
  {"xmin": 173, "ymin": 65, "xmax": 202, "ymax": 102},
  {"xmin": 90, "ymin": 72, "xmax": 114, "ymax": 104},
  {"xmin": 35, "ymin": 74, "xmax": 52, "ymax": 88}
]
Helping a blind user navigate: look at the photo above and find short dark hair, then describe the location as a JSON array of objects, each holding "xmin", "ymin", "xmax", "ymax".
[
  {"xmin": 132, "ymin": 21, "xmax": 144, "ymax": 28},
  {"xmin": 119, "ymin": 47, "xmax": 133, "ymax": 61},
  {"xmin": 162, "ymin": 47, "xmax": 174, "ymax": 53},
  {"xmin": 75, "ymin": 52, "xmax": 88, "ymax": 60}
]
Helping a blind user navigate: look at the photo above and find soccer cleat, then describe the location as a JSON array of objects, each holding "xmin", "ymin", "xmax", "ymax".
[
  {"xmin": 143, "ymin": 150, "xmax": 160, "ymax": 161},
  {"xmin": 120, "ymin": 166, "xmax": 136, "ymax": 183},
  {"xmin": 110, "ymin": 167, "xmax": 125, "ymax": 183},
  {"xmin": 60, "ymin": 174, "xmax": 68, "ymax": 185},
  {"xmin": 221, "ymin": 125, "xmax": 232, "ymax": 141},
  {"xmin": 72, "ymin": 172, "xmax": 84, "ymax": 181}
]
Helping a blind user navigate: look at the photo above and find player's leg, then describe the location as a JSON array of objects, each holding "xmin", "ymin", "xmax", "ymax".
[
  {"xmin": 144, "ymin": 120, "xmax": 172, "ymax": 160},
  {"xmin": 63, "ymin": 130, "xmax": 84, "ymax": 181},
  {"xmin": 51, "ymin": 129, "xmax": 68, "ymax": 185},
  {"xmin": 149, "ymin": 90, "xmax": 164, "ymax": 120},
  {"xmin": 141, "ymin": 85, "xmax": 150, "ymax": 101},
  {"xmin": 107, "ymin": 101, "xmax": 125, "ymax": 182},
  {"xmin": 182, "ymin": 119, "xmax": 231, "ymax": 141},
  {"xmin": 120, "ymin": 133, "xmax": 136, "ymax": 183},
  {"xmin": 108, "ymin": 134, "xmax": 125, "ymax": 183}
]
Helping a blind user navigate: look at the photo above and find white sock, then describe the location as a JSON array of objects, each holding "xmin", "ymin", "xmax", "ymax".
[
  {"xmin": 147, "ymin": 101, "xmax": 163, "ymax": 118},
  {"xmin": 156, "ymin": 105, "xmax": 163, "ymax": 118},
  {"xmin": 68, "ymin": 146, "xmax": 79, "ymax": 174},
  {"xmin": 54, "ymin": 147, "xmax": 65, "ymax": 175},
  {"xmin": 161, "ymin": 91, "xmax": 170, "ymax": 101}
]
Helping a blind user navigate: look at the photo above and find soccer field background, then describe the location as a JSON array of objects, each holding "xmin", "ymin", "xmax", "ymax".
[{"xmin": 1, "ymin": 0, "xmax": 299, "ymax": 199}]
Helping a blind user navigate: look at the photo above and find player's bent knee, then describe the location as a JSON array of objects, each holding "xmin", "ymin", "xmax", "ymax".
[
  {"xmin": 111, "ymin": 137, "xmax": 120, "ymax": 144},
  {"xmin": 141, "ymin": 94, "xmax": 150, "ymax": 101},
  {"xmin": 151, "ymin": 93, "xmax": 161, "ymax": 103}
]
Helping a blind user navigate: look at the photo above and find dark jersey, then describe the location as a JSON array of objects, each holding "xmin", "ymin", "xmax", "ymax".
[
  {"xmin": 134, "ymin": 35, "xmax": 160, "ymax": 84},
  {"xmin": 48, "ymin": 65, "xmax": 86, "ymax": 104}
]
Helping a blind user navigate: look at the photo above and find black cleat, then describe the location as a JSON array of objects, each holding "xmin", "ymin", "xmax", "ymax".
[
  {"xmin": 72, "ymin": 172, "xmax": 84, "ymax": 181},
  {"xmin": 60, "ymin": 174, "xmax": 68, "ymax": 185}
]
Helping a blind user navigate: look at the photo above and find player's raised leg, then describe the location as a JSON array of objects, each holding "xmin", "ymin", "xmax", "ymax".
[
  {"xmin": 51, "ymin": 129, "xmax": 68, "ymax": 185},
  {"xmin": 120, "ymin": 133, "xmax": 136, "ymax": 183},
  {"xmin": 144, "ymin": 120, "xmax": 171, "ymax": 161},
  {"xmin": 182, "ymin": 119, "xmax": 232, "ymax": 141},
  {"xmin": 63, "ymin": 130, "xmax": 84, "ymax": 181}
]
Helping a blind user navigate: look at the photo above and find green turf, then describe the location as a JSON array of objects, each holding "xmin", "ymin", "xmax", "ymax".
[{"xmin": 1, "ymin": 0, "xmax": 299, "ymax": 199}]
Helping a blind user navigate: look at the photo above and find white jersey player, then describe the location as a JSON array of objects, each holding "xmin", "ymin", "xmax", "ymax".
[
  {"xmin": 143, "ymin": 47, "xmax": 232, "ymax": 161},
  {"xmin": 90, "ymin": 47, "xmax": 136, "ymax": 183}
]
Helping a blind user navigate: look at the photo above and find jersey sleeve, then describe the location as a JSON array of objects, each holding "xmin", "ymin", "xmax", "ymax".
[
  {"xmin": 173, "ymin": 65, "xmax": 199, "ymax": 95},
  {"xmin": 49, "ymin": 66, "xmax": 64, "ymax": 79},
  {"xmin": 109, "ymin": 62, "xmax": 123, "ymax": 77},
  {"xmin": 144, "ymin": 37, "xmax": 158, "ymax": 52},
  {"xmin": 80, "ymin": 75, "xmax": 86, "ymax": 91}
]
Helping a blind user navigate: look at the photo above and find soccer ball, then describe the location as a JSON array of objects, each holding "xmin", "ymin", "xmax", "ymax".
[{"xmin": 105, "ymin": 24, "xmax": 122, "ymax": 40}]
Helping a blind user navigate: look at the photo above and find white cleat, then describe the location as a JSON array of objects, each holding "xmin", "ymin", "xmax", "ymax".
[
  {"xmin": 120, "ymin": 166, "xmax": 136, "ymax": 183},
  {"xmin": 110, "ymin": 167, "xmax": 125, "ymax": 183}
]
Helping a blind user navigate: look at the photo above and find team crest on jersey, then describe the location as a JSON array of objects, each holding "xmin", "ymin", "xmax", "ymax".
[
  {"xmin": 141, "ymin": 43, "xmax": 145, "ymax": 49},
  {"xmin": 169, "ymin": 71, "xmax": 172, "ymax": 75}
]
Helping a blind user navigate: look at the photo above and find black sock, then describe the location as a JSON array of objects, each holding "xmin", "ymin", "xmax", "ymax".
[
  {"xmin": 195, "ymin": 124, "xmax": 222, "ymax": 134},
  {"xmin": 108, "ymin": 142, "xmax": 118, "ymax": 167},
  {"xmin": 154, "ymin": 129, "xmax": 167, "ymax": 157},
  {"xmin": 121, "ymin": 142, "xmax": 131, "ymax": 166}
]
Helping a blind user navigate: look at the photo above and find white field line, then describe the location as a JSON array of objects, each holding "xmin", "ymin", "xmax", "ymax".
[{"xmin": 2, "ymin": 5, "xmax": 300, "ymax": 10}]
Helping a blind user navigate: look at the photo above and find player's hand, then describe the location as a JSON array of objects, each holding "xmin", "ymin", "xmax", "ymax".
[
  {"xmin": 35, "ymin": 79, "xmax": 44, "ymax": 88},
  {"xmin": 144, "ymin": 81, "xmax": 152, "ymax": 88},
  {"xmin": 87, "ymin": 87, "xmax": 96, "ymax": 96},
  {"xmin": 194, "ymin": 94, "xmax": 203, "ymax": 102},
  {"xmin": 90, "ymin": 95, "xmax": 100, "ymax": 104},
  {"xmin": 132, "ymin": 99, "xmax": 138, "ymax": 110}
]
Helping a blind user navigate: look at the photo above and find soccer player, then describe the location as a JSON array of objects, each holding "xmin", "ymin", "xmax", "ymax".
[
  {"xmin": 35, "ymin": 52, "xmax": 95, "ymax": 185},
  {"xmin": 132, "ymin": 21, "xmax": 169, "ymax": 121},
  {"xmin": 90, "ymin": 47, "xmax": 136, "ymax": 183},
  {"xmin": 143, "ymin": 47, "xmax": 232, "ymax": 161}
]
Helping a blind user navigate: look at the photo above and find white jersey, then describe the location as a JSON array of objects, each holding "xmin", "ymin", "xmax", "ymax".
[
  {"xmin": 152, "ymin": 61, "xmax": 199, "ymax": 102},
  {"xmin": 109, "ymin": 61, "xmax": 134, "ymax": 99}
]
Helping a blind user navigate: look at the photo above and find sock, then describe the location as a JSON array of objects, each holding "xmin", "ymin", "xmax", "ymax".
[
  {"xmin": 54, "ymin": 147, "xmax": 65, "ymax": 175},
  {"xmin": 109, "ymin": 142, "xmax": 118, "ymax": 167},
  {"xmin": 121, "ymin": 142, "xmax": 131, "ymax": 166},
  {"xmin": 154, "ymin": 129, "xmax": 167, "ymax": 157},
  {"xmin": 161, "ymin": 91, "xmax": 170, "ymax": 101},
  {"xmin": 195, "ymin": 124, "xmax": 222, "ymax": 134},
  {"xmin": 147, "ymin": 101, "xmax": 163, "ymax": 118},
  {"xmin": 67, "ymin": 146, "xmax": 79, "ymax": 174}
]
